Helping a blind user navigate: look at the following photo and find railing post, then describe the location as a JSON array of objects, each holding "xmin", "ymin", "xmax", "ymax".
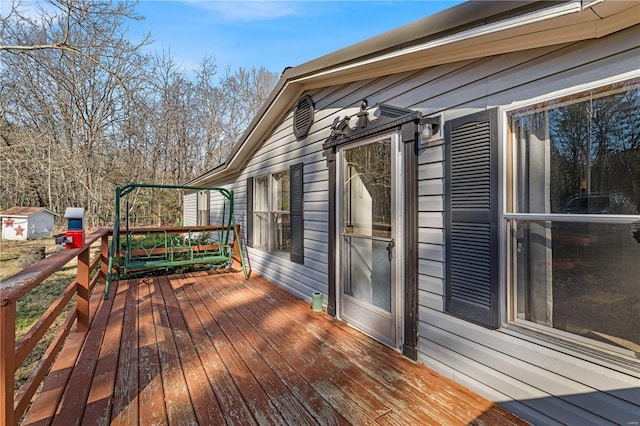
[
  {"xmin": 1, "ymin": 302, "xmax": 16, "ymax": 426},
  {"xmin": 76, "ymin": 247, "xmax": 90, "ymax": 332}
]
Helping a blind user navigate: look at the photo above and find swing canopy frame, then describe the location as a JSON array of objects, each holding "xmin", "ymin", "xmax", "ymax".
[{"xmin": 104, "ymin": 183, "xmax": 248, "ymax": 299}]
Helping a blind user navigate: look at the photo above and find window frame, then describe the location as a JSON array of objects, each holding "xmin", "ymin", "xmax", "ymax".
[
  {"xmin": 253, "ymin": 174, "xmax": 270, "ymax": 250},
  {"xmin": 503, "ymin": 76, "xmax": 640, "ymax": 359},
  {"xmin": 196, "ymin": 190, "xmax": 210, "ymax": 226},
  {"xmin": 270, "ymin": 170, "xmax": 291, "ymax": 253},
  {"xmin": 253, "ymin": 170, "xmax": 291, "ymax": 255}
]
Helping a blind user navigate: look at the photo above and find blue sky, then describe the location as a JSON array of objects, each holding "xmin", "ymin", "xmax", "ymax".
[{"xmin": 129, "ymin": 1, "xmax": 464, "ymax": 75}]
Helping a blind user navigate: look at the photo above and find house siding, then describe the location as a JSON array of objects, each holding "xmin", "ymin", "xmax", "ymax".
[
  {"xmin": 412, "ymin": 27, "xmax": 640, "ymax": 424},
  {"xmin": 183, "ymin": 192, "xmax": 197, "ymax": 226},
  {"xmin": 188, "ymin": 24, "xmax": 640, "ymax": 425}
]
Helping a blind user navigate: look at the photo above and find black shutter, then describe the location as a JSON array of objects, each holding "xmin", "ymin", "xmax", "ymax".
[
  {"xmin": 246, "ymin": 177, "xmax": 254, "ymax": 248},
  {"xmin": 290, "ymin": 163, "xmax": 304, "ymax": 264},
  {"xmin": 445, "ymin": 108, "xmax": 499, "ymax": 329}
]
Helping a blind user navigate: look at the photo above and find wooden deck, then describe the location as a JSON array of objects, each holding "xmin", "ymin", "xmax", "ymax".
[{"xmin": 22, "ymin": 271, "xmax": 527, "ymax": 425}]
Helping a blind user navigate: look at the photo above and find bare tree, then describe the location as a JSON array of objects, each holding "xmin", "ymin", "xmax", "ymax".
[
  {"xmin": 1, "ymin": 0, "xmax": 150, "ymax": 225},
  {"xmin": 194, "ymin": 63, "xmax": 277, "ymax": 170},
  {"xmin": 1, "ymin": 0, "xmax": 150, "ymax": 92},
  {"xmin": 1, "ymin": 0, "xmax": 278, "ymax": 227}
]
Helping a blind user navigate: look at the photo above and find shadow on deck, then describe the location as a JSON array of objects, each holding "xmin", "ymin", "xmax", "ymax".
[{"xmin": 22, "ymin": 271, "xmax": 527, "ymax": 425}]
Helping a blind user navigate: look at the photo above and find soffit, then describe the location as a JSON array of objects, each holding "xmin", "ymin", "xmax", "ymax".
[{"xmin": 291, "ymin": 2, "xmax": 640, "ymax": 89}]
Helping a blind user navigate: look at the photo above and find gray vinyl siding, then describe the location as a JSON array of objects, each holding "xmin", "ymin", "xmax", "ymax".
[
  {"xmin": 418, "ymin": 141, "xmax": 446, "ymax": 313},
  {"xmin": 183, "ymin": 192, "xmax": 197, "ymax": 226},
  {"xmin": 412, "ymin": 27, "xmax": 640, "ymax": 424},
  {"xmin": 241, "ymin": 158, "xmax": 329, "ymax": 302},
  {"xmin": 187, "ymin": 24, "xmax": 640, "ymax": 425},
  {"xmin": 233, "ymin": 78, "xmax": 396, "ymax": 302}
]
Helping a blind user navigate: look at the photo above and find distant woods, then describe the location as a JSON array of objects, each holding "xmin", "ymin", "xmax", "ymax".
[{"xmin": 0, "ymin": 0, "xmax": 277, "ymax": 226}]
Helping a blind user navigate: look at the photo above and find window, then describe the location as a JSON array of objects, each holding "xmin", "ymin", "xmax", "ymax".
[
  {"xmin": 254, "ymin": 170, "xmax": 291, "ymax": 253},
  {"xmin": 197, "ymin": 190, "xmax": 209, "ymax": 226},
  {"xmin": 247, "ymin": 163, "xmax": 303, "ymax": 263},
  {"xmin": 507, "ymin": 78, "xmax": 640, "ymax": 356}
]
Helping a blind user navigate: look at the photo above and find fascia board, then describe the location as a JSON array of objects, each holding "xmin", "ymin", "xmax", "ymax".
[
  {"xmin": 592, "ymin": 3, "xmax": 640, "ymax": 38},
  {"xmin": 287, "ymin": 1, "xmax": 543, "ymax": 79}
]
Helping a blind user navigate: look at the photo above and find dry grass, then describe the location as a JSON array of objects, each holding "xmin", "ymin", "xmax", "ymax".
[{"xmin": 0, "ymin": 238, "xmax": 60, "ymax": 280}]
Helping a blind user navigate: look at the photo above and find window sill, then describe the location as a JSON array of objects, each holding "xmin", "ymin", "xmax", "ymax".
[
  {"xmin": 501, "ymin": 323, "xmax": 640, "ymax": 375},
  {"xmin": 250, "ymin": 246, "xmax": 291, "ymax": 261}
]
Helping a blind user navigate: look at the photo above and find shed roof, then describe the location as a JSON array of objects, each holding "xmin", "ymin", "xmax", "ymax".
[
  {"xmin": 188, "ymin": 0, "xmax": 640, "ymax": 187},
  {"xmin": 0, "ymin": 207, "xmax": 59, "ymax": 218}
]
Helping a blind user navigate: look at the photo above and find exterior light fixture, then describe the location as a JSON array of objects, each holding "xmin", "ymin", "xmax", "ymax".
[{"xmin": 419, "ymin": 116, "xmax": 442, "ymax": 146}]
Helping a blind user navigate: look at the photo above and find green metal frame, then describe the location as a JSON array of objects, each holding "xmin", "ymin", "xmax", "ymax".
[{"xmin": 104, "ymin": 183, "xmax": 248, "ymax": 299}]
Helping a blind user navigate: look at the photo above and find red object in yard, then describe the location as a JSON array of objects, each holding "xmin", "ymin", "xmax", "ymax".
[{"xmin": 65, "ymin": 230, "xmax": 85, "ymax": 249}]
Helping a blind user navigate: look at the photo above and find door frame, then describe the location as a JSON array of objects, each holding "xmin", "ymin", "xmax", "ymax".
[
  {"xmin": 323, "ymin": 101, "xmax": 421, "ymax": 359},
  {"xmin": 336, "ymin": 132, "xmax": 403, "ymax": 348}
]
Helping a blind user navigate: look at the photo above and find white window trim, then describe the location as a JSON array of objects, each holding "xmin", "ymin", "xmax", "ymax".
[
  {"xmin": 500, "ymin": 75, "xmax": 640, "ymax": 361},
  {"xmin": 253, "ymin": 170, "xmax": 291, "ymax": 255},
  {"xmin": 502, "ymin": 71, "xmax": 639, "ymax": 113}
]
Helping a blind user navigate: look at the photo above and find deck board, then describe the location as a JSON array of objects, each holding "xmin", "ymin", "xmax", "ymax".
[
  {"xmin": 23, "ymin": 271, "xmax": 529, "ymax": 426},
  {"xmin": 82, "ymin": 276, "xmax": 127, "ymax": 424},
  {"xmin": 163, "ymin": 275, "xmax": 227, "ymax": 425},
  {"xmin": 211, "ymin": 275, "xmax": 391, "ymax": 424},
  {"xmin": 111, "ymin": 277, "xmax": 139, "ymax": 425},
  {"xmin": 49, "ymin": 278, "xmax": 118, "ymax": 426},
  {"xmin": 137, "ymin": 277, "xmax": 167, "ymax": 426},
  {"xmin": 154, "ymin": 275, "xmax": 199, "ymax": 426},
  {"xmin": 198, "ymin": 276, "xmax": 349, "ymax": 426},
  {"xmin": 180, "ymin": 281, "xmax": 257, "ymax": 426},
  {"xmin": 183, "ymin": 278, "xmax": 287, "ymax": 426},
  {"xmin": 179, "ymin": 276, "xmax": 316, "ymax": 425}
]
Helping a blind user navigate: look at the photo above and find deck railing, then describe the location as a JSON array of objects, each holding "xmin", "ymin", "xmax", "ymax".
[
  {"xmin": 0, "ymin": 224, "xmax": 246, "ymax": 425},
  {"xmin": 0, "ymin": 229, "xmax": 109, "ymax": 425}
]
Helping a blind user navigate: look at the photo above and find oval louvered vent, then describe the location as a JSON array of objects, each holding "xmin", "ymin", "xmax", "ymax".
[{"xmin": 293, "ymin": 95, "xmax": 314, "ymax": 139}]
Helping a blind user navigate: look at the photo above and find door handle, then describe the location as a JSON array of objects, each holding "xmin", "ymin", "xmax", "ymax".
[{"xmin": 386, "ymin": 239, "xmax": 395, "ymax": 261}]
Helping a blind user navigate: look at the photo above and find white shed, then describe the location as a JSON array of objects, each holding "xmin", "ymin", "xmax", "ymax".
[{"xmin": 0, "ymin": 207, "xmax": 58, "ymax": 241}]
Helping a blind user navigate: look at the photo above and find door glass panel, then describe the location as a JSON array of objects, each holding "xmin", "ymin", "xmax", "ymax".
[
  {"xmin": 343, "ymin": 138, "xmax": 392, "ymax": 312},
  {"xmin": 344, "ymin": 236, "xmax": 391, "ymax": 311},
  {"xmin": 343, "ymin": 140, "xmax": 392, "ymax": 238}
]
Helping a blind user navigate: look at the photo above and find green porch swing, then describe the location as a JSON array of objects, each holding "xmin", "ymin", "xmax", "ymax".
[{"xmin": 103, "ymin": 183, "xmax": 248, "ymax": 299}]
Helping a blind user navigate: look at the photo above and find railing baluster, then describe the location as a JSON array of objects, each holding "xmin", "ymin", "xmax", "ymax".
[
  {"xmin": 76, "ymin": 247, "xmax": 90, "ymax": 333},
  {"xmin": 100, "ymin": 233, "xmax": 109, "ymax": 287}
]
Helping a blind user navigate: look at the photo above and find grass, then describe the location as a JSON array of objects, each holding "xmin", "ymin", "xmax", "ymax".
[{"xmin": 0, "ymin": 238, "xmax": 59, "ymax": 279}]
